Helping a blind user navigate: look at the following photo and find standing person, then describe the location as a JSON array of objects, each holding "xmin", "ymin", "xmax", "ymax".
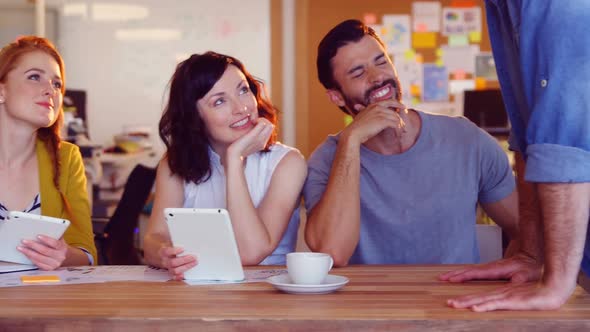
[
  {"xmin": 0, "ymin": 36, "xmax": 97, "ymax": 269},
  {"xmin": 144, "ymin": 52, "xmax": 306, "ymax": 280},
  {"xmin": 303, "ymin": 19, "xmax": 520, "ymax": 266},
  {"xmin": 441, "ymin": 1, "xmax": 590, "ymax": 311}
]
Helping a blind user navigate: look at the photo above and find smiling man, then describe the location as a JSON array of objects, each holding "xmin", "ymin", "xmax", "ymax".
[{"xmin": 303, "ymin": 19, "xmax": 519, "ymax": 267}]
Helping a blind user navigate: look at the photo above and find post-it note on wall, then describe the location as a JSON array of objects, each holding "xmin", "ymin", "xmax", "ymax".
[
  {"xmin": 404, "ymin": 49, "xmax": 416, "ymax": 60},
  {"xmin": 469, "ymin": 31, "xmax": 482, "ymax": 43},
  {"xmin": 449, "ymin": 34, "xmax": 469, "ymax": 46},
  {"xmin": 475, "ymin": 77, "xmax": 487, "ymax": 90},
  {"xmin": 412, "ymin": 32, "xmax": 437, "ymax": 48}
]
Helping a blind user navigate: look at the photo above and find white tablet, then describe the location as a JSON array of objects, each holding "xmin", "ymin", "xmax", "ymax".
[
  {"xmin": 0, "ymin": 211, "xmax": 71, "ymax": 265},
  {"xmin": 165, "ymin": 208, "xmax": 245, "ymax": 281}
]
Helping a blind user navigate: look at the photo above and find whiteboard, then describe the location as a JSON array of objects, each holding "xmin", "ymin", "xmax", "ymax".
[{"xmin": 57, "ymin": 0, "xmax": 270, "ymax": 152}]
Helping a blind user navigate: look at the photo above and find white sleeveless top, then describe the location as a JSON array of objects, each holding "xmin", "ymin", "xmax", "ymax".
[{"xmin": 183, "ymin": 143, "xmax": 301, "ymax": 265}]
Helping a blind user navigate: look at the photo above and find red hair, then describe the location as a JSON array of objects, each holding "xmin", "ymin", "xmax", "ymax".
[{"xmin": 0, "ymin": 36, "xmax": 67, "ymax": 200}]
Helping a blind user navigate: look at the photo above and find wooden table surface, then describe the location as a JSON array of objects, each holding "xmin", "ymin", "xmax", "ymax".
[{"xmin": 1, "ymin": 265, "xmax": 589, "ymax": 331}]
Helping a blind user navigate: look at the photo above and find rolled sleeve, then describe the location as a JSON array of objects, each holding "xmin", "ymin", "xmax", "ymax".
[
  {"xmin": 519, "ymin": 2, "xmax": 590, "ymax": 183},
  {"xmin": 525, "ymin": 144, "xmax": 590, "ymax": 183}
]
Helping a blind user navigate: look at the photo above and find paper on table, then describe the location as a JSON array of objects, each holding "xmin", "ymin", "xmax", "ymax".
[
  {"xmin": 0, "ymin": 269, "xmax": 100, "ymax": 287},
  {"xmin": 62, "ymin": 265, "xmax": 170, "ymax": 282},
  {"xmin": 184, "ymin": 268, "xmax": 287, "ymax": 286},
  {"xmin": 245, "ymin": 268, "xmax": 287, "ymax": 282},
  {"xmin": 0, "ymin": 265, "xmax": 171, "ymax": 287}
]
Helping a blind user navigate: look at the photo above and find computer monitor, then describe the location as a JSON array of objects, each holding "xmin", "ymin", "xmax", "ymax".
[
  {"xmin": 463, "ymin": 89, "xmax": 509, "ymax": 136},
  {"xmin": 64, "ymin": 89, "xmax": 87, "ymax": 124}
]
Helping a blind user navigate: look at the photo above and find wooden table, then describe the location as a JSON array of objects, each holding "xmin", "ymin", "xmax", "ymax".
[{"xmin": 1, "ymin": 265, "xmax": 589, "ymax": 331}]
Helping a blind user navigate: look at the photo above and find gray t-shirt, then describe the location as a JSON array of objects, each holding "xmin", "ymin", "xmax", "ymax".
[{"xmin": 304, "ymin": 110, "xmax": 515, "ymax": 264}]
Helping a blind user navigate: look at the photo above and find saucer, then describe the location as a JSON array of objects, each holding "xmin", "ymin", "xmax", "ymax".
[{"xmin": 267, "ymin": 274, "xmax": 349, "ymax": 294}]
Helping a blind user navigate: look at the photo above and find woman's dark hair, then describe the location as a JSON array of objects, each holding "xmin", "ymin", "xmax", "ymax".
[{"xmin": 159, "ymin": 51, "xmax": 278, "ymax": 184}]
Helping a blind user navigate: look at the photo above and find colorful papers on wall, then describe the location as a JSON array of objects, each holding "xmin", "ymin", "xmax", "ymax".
[
  {"xmin": 412, "ymin": 32, "xmax": 437, "ymax": 48},
  {"xmin": 394, "ymin": 57, "xmax": 423, "ymax": 105},
  {"xmin": 442, "ymin": 7, "xmax": 481, "ymax": 36},
  {"xmin": 448, "ymin": 34, "xmax": 469, "ymax": 46},
  {"xmin": 369, "ymin": 4, "xmax": 488, "ymax": 113},
  {"xmin": 423, "ymin": 64, "xmax": 448, "ymax": 102},
  {"xmin": 440, "ymin": 44, "xmax": 480, "ymax": 73},
  {"xmin": 380, "ymin": 15, "xmax": 411, "ymax": 54},
  {"xmin": 412, "ymin": 1, "xmax": 441, "ymax": 32},
  {"xmin": 475, "ymin": 53, "xmax": 497, "ymax": 80},
  {"xmin": 449, "ymin": 79, "xmax": 475, "ymax": 94}
]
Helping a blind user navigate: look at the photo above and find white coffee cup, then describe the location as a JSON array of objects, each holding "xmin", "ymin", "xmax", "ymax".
[{"xmin": 286, "ymin": 252, "xmax": 334, "ymax": 285}]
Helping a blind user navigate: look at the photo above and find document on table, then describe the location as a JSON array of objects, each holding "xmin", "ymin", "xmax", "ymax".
[
  {"xmin": 0, "ymin": 266, "xmax": 288, "ymax": 287},
  {"xmin": 183, "ymin": 268, "xmax": 287, "ymax": 285},
  {"xmin": 0, "ymin": 265, "xmax": 170, "ymax": 287}
]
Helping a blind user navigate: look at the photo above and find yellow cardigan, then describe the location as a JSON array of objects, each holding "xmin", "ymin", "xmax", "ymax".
[{"xmin": 37, "ymin": 139, "xmax": 97, "ymax": 264}]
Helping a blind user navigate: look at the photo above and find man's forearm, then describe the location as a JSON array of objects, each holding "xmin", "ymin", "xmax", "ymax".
[
  {"xmin": 305, "ymin": 135, "xmax": 362, "ymax": 266},
  {"xmin": 514, "ymin": 152, "xmax": 544, "ymax": 262},
  {"xmin": 538, "ymin": 183, "xmax": 590, "ymax": 290}
]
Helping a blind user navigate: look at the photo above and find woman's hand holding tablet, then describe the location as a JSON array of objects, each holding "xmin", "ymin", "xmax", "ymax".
[{"xmin": 0, "ymin": 211, "xmax": 70, "ymax": 269}]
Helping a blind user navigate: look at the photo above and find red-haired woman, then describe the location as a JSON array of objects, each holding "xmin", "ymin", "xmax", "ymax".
[{"xmin": 0, "ymin": 36, "xmax": 96, "ymax": 269}]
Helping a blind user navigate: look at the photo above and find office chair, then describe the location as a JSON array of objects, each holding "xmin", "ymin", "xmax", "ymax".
[{"xmin": 95, "ymin": 164, "xmax": 156, "ymax": 265}]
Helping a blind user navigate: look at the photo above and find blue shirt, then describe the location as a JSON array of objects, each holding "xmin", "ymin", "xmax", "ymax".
[
  {"xmin": 485, "ymin": 0, "xmax": 590, "ymax": 275},
  {"xmin": 304, "ymin": 111, "xmax": 515, "ymax": 264}
]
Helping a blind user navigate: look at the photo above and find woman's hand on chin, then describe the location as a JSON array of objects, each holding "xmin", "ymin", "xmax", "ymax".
[{"xmin": 226, "ymin": 118, "xmax": 274, "ymax": 163}]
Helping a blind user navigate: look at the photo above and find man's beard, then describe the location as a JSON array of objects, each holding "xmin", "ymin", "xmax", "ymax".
[{"xmin": 342, "ymin": 78, "xmax": 402, "ymax": 115}]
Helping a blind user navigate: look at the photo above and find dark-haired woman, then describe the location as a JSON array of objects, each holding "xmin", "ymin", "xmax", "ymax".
[{"xmin": 144, "ymin": 52, "xmax": 306, "ymax": 280}]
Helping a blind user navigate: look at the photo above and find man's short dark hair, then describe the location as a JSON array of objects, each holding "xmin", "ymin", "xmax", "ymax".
[{"xmin": 316, "ymin": 19, "xmax": 385, "ymax": 90}]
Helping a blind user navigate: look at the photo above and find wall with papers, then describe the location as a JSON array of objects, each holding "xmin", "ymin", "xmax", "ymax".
[{"xmin": 298, "ymin": 0, "xmax": 500, "ymax": 156}]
